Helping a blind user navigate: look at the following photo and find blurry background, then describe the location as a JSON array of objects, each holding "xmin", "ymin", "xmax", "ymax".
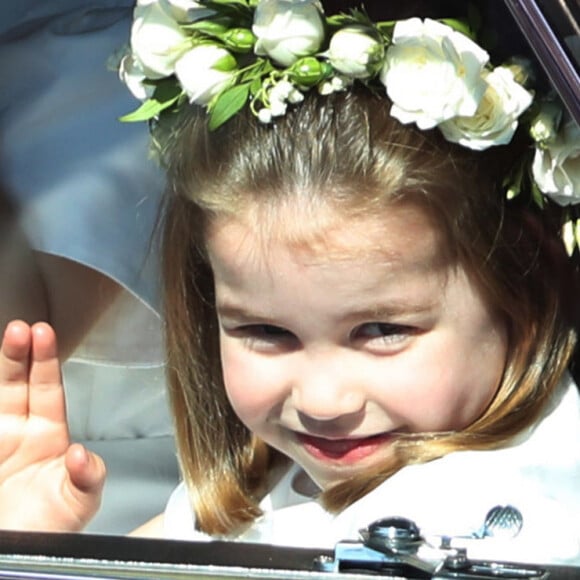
[{"xmin": 0, "ymin": 0, "xmax": 179, "ymax": 534}]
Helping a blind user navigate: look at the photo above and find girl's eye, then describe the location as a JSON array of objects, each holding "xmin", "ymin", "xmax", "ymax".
[
  {"xmin": 352, "ymin": 322, "xmax": 414, "ymax": 350},
  {"xmin": 231, "ymin": 324, "xmax": 298, "ymax": 351},
  {"xmin": 248, "ymin": 324, "xmax": 291, "ymax": 338}
]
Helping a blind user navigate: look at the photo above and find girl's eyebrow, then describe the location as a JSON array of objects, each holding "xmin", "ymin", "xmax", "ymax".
[
  {"xmin": 339, "ymin": 301, "xmax": 438, "ymax": 322},
  {"xmin": 215, "ymin": 300, "xmax": 437, "ymax": 322},
  {"xmin": 215, "ymin": 302, "xmax": 272, "ymax": 322}
]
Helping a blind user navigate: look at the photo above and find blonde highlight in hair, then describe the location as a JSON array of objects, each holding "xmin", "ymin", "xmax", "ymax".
[{"xmin": 161, "ymin": 88, "xmax": 577, "ymax": 534}]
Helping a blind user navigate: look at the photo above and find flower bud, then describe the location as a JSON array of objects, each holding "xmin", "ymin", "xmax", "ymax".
[
  {"xmin": 159, "ymin": 0, "xmax": 215, "ymax": 23},
  {"xmin": 288, "ymin": 57, "xmax": 331, "ymax": 87},
  {"xmin": 562, "ymin": 219, "xmax": 576, "ymax": 256},
  {"xmin": 502, "ymin": 56, "xmax": 535, "ymax": 87},
  {"xmin": 131, "ymin": 0, "xmax": 190, "ymax": 78},
  {"xmin": 253, "ymin": 0, "xmax": 325, "ymax": 67},
  {"xmin": 119, "ymin": 54, "xmax": 153, "ymax": 101},
  {"xmin": 221, "ymin": 28, "xmax": 256, "ymax": 53},
  {"xmin": 318, "ymin": 74, "xmax": 351, "ymax": 95},
  {"xmin": 529, "ymin": 100, "xmax": 562, "ymax": 146},
  {"xmin": 258, "ymin": 107, "xmax": 273, "ymax": 123},
  {"xmin": 328, "ymin": 25, "xmax": 384, "ymax": 79},
  {"xmin": 269, "ymin": 79, "xmax": 304, "ymax": 106},
  {"xmin": 175, "ymin": 45, "xmax": 237, "ymax": 105}
]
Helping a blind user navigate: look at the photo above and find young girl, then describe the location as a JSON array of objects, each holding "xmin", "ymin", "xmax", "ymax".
[{"xmin": 1, "ymin": 0, "xmax": 579, "ymax": 567}]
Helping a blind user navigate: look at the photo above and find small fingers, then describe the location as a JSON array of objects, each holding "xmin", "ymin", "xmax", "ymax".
[
  {"xmin": 28, "ymin": 322, "xmax": 66, "ymax": 423},
  {"xmin": 0, "ymin": 320, "xmax": 32, "ymax": 381},
  {"xmin": 0, "ymin": 321, "xmax": 33, "ymax": 416},
  {"xmin": 0, "ymin": 321, "xmax": 64, "ymax": 422},
  {"xmin": 29, "ymin": 322, "xmax": 60, "ymax": 382}
]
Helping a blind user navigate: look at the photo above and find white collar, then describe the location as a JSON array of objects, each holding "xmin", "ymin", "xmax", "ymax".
[{"xmin": 248, "ymin": 375, "xmax": 580, "ymax": 565}]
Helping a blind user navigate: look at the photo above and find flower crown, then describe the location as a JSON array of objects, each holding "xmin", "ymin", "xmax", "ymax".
[{"xmin": 119, "ymin": 0, "xmax": 580, "ymax": 252}]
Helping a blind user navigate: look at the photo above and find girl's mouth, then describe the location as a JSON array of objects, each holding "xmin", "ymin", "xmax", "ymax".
[{"xmin": 296, "ymin": 432, "xmax": 394, "ymax": 463}]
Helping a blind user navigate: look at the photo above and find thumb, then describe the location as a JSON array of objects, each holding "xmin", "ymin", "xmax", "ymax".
[{"xmin": 65, "ymin": 443, "xmax": 106, "ymax": 511}]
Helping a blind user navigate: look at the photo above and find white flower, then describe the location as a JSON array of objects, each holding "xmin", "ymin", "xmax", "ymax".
[
  {"xmin": 118, "ymin": 54, "xmax": 154, "ymax": 101},
  {"xmin": 258, "ymin": 108, "xmax": 273, "ymax": 123},
  {"xmin": 328, "ymin": 26, "xmax": 385, "ymax": 79},
  {"xmin": 131, "ymin": 0, "xmax": 190, "ymax": 78},
  {"xmin": 561, "ymin": 219, "xmax": 580, "ymax": 256},
  {"xmin": 267, "ymin": 81, "xmax": 290, "ymax": 116},
  {"xmin": 328, "ymin": 25, "xmax": 384, "ymax": 79},
  {"xmin": 532, "ymin": 119, "xmax": 580, "ymax": 205},
  {"xmin": 380, "ymin": 17, "xmax": 489, "ymax": 130},
  {"xmin": 271, "ymin": 79, "xmax": 303, "ymax": 103},
  {"xmin": 562, "ymin": 219, "xmax": 577, "ymax": 256},
  {"xmin": 318, "ymin": 74, "xmax": 351, "ymax": 95},
  {"xmin": 529, "ymin": 100, "xmax": 562, "ymax": 145},
  {"xmin": 175, "ymin": 45, "xmax": 237, "ymax": 105},
  {"xmin": 439, "ymin": 66, "xmax": 533, "ymax": 150},
  {"xmin": 253, "ymin": 0, "xmax": 325, "ymax": 67},
  {"xmin": 257, "ymin": 80, "xmax": 304, "ymax": 122},
  {"xmin": 158, "ymin": 0, "xmax": 215, "ymax": 23},
  {"xmin": 269, "ymin": 99, "xmax": 288, "ymax": 117},
  {"xmin": 287, "ymin": 87, "xmax": 304, "ymax": 104}
]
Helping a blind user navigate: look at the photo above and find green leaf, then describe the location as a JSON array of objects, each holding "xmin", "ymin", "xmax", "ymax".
[
  {"xmin": 326, "ymin": 14, "xmax": 346, "ymax": 27},
  {"xmin": 348, "ymin": 7, "xmax": 374, "ymax": 27},
  {"xmin": 530, "ymin": 180, "xmax": 545, "ymax": 208},
  {"xmin": 249, "ymin": 76, "xmax": 263, "ymax": 95},
  {"xmin": 119, "ymin": 101, "xmax": 160, "ymax": 123},
  {"xmin": 198, "ymin": 0, "xmax": 253, "ymax": 25},
  {"xmin": 119, "ymin": 80, "xmax": 183, "ymax": 122},
  {"xmin": 239, "ymin": 58, "xmax": 273, "ymax": 83},
  {"xmin": 327, "ymin": 7, "xmax": 373, "ymax": 27},
  {"xmin": 118, "ymin": 95, "xmax": 178, "ymax": 122},
  {"xmin": 153, "ymin": 78, "xmax": 183, "ymax": 102},
  {"xmin": 208, "ymin": 83, "xmax": 250, "ymax": 130},
  {"xmin": 440, "ymin": 18, "xmax": 475, "ymax": 40},
  {"xmin": 376, "ymin": 20, "xmax": 396, "ymax": 39}
]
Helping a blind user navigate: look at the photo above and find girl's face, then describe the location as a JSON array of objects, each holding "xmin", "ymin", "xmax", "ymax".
[{"xmin": 206, "ymin": 202, "xmax": 508, "ymax": 490}]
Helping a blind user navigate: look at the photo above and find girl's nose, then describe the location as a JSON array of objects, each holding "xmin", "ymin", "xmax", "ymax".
[{"xmin": 290, "ymin": 359, "xmax": 366, "ymax": 422}]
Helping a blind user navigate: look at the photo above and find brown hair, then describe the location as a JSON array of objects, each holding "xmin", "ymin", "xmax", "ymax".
[{"xmin": 160, "ymin": 88, "xmax": 577, "ymax": 535}]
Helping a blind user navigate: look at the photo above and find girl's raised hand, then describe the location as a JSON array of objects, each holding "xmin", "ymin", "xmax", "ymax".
[{"xmin": 0, "ymin": 320, "xmax": 105, "ymax": 531}]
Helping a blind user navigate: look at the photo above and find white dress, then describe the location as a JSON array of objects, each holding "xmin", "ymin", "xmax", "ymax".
[
  {"xmin": 0, "ymin": 0, "xmax": 179, "ymax": 533},
  {"xmin": 163, "ymin": 374, "xmax": 580, "ymax": 566}
]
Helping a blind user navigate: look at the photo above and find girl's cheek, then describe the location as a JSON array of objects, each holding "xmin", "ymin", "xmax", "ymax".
[{"xmin": 221, "ymin": 349, "xmax": 269, "ymax": 415}]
